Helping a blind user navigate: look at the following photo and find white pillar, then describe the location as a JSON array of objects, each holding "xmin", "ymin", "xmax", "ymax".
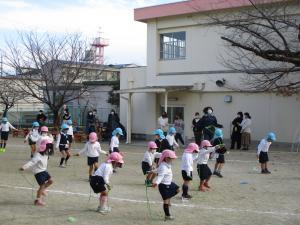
[
  {"xmin": 127, "ymin": 93, "xmax": 132, "ymax": 144},
  {"xmin": 164, "ymin": 91, "xmax": 168, "ymax": 113}
]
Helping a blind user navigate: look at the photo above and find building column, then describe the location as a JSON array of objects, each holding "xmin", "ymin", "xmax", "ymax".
[
  {"xmin": 164, "ymin": 91, "xmax": 168, "ymax": 113},
  {"xmin": 126, "ymin": 93, "xmax": 132, "ymax": 144}
]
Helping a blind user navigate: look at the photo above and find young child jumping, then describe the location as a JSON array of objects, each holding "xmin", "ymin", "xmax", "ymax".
[
  {"xmin": 181, "ymin": 143, "xmax": 199, "ymax": 199},
  {"xmin": 90, "ymin": 152, "xmax": 124, "ymax": 214},
  {"xmin": 56, "ymin": 124, "xmax": 70, "ymax": 168},
  {"xmin": 152, "ymin": 149, "xmax": 179, "ymax": 221},
  {"xmin": 166, "ymin": 127, "xmax": 179, "ymax": 151},
  {"xmin": 20, "ymin": 139, "xmax": 54, "ymax": 206},
  {"xmin": 257, "ymin": 132, "xmax": 276, "ymax": 174},
  {"xmin": 24, "ymin": 122, "xmax": 40, "ymax": 158},
  {"xmin": 212, "ymin": 129, "xmax": 227, "ymax": 178},
  {"xmin": 141, "ymin": 141, "xmax": 157, "ymax": 187},
  {"xmin": 196, "ymin": 140, "xmax": 220, "ymax": 192},
  {"xmin": 0, "ymin": 117, "xmax": 18, "ymax": 152},
  {"xmin": 75, "ymin": 132, "xmax": 107, "ymax": 180}
]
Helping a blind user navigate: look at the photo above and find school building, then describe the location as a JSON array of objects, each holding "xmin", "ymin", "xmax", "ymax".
[{"xmin": 118, "ymin": 0, "xmax": 300, "ymax": 145}]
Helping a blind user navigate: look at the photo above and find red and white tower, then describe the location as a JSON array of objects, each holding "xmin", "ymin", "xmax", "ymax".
[{"xmin": 91, "ymin": 37, "xmax": 109, "ymax": 65}]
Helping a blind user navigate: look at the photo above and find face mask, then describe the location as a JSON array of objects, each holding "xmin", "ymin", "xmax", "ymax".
[
  {"xmin": 89, "ymin": 113, "xmax": 92, "ymax": 115},
  {"xmin": 195, "ymin": 116, "xmax": 200, "ymax": 119},
  {"xmin": 111, "ymin": 112, "xmax": 114, "ymax": 115},
  {"xmin": 207, "ymin": 109, "xmax": 213, "ymax": 114}
]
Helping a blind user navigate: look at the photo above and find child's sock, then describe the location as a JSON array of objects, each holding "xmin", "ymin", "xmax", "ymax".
[
  {"xmin": 60, "ymin": 157, "xmax": 65, "ymax": 165},
  {"xmin": 163, "ymin": 204, "xmax": 170, "ymax": 216},
  {"xmin": 182, "ymin": 184, "xmax": 188, "ymax": 196},
  {"xmin": 65, "ymin": 155, "xmax": 70, "ymax": 163},
  {"xmin": 0, "ymin": 143, "xmax": 2, "ymax": 148},
  {"xmin": 3, "ymin": 143, "xmax": 6, "ymax": 148}
]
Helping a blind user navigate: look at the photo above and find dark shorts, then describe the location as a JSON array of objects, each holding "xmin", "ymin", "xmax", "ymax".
[
  {"xmin": 181, "ymin": 170, "xmax": 193, "ymax": 181},
  {"xmin": 142, "ymin": 161, "xmax": 151, "ymax": 175},
  {"xmin": 197, "ymin": 164, "xmax": 212, "ymax": 181},
  {"xmin": 90, "ymin": 176, "xmax": 106, "ymax": 193},
  {"xmin": 68, "ymin": 135, "xmax": 73, "ymax": 143},
  {"xmin": 34, "ymin": 171, "xmax": 51, "ymax": 186},
  {"xmin": 87, "ymin": 157, "xmax": 99, "ymax": 166},
  {"xmin": 259, "ymin": 152, "xmax": 269, "ymax": 163},
  {"xmin": 158, "ymin": 182, "xmax": 179, "ymax": 200},
  {"xmin": 1, "ymin": 131, "xmax": 9, "ymax": 141},
  {"xmin": 59, "ymin": 145, "xmax": 69, "ymax": 152},
  {"xmin": 216, "ymin": 154, "xmax": 225, "ymax": 163},
  {"xmin": 28, "ymin": 139, "xmax": 36, "ymax": 145}
]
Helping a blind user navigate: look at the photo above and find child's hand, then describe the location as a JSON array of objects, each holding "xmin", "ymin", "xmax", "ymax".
[
  {"xmin": 152, "ymin": 183, "xmax": 157, "ymax": 188},
  {"xmin": 215, "ymin": 145, "xmax": 221, "ymax": 150},
  {"xmin": 106, "ymin": 184, "xmax": 111, "ymax": 191},
  {"xmin": 19, "ymin": 167, "xmax": 24, "ymax": 171}
]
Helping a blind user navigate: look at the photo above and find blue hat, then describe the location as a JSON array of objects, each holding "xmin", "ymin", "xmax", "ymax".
[
  {"xmin": 2, "ymin": 117, "xmax": 8, "ymax": 123},
  {"xmin": 61, "ymin": 124, "xmax": 69, "ymax": 130},
  {"xmin": 266, "ymin": 132, "xmax": 276, "ymax": 141},
  {"xmin": 66, "ymin": 120, "xmax": 72, "ymax": 125},
  {"xmin": 153, "ymin": 129, "xmax": 164, "ymax": 135},
  {"xmin": 32, "ymin": 122, "xmax": 40, "ymax": 127},
  {"xmin": 214, "ymin": 128, "xmax": 223, "ymax": 139},
  {"xmin": 112, "ymin": 127, "xmax": 123, "ymax": 136},
  {"xmin": 169, "ymin": 127, "xmax": 176, "ymax": 134}
]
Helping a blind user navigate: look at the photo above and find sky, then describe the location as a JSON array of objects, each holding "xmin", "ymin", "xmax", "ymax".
[{"xmin": 0, "ymin": 0, "xmax": 183, "ymax": 66}]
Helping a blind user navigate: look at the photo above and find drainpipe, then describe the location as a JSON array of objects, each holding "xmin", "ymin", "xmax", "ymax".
[
  {"xmin": 164, "ymin": 91, "xmax": 168, "ymax": 113},
  {"xmin": 126, "ymin": 93, "xmax": 132, "ymax": 144}
]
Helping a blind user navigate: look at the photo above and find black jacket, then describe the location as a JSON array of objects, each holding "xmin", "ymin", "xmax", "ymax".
[
  {"xmin": 231, "ymin": 117, "xmax": 243, "ymax": 134},
  {"xmin": 155, "ymin": 139, "xmax": 171, "ymax": 153}
]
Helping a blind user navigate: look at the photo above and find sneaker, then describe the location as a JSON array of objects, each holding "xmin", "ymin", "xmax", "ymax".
[
  {"xmin": 165, "ymin": 215, "xmax": 175, "ymax": 221},
  {"xmin": 0, "ymin": 148, "xmax": 3, "ymax": 153},
  {"xmin": 34, "ymin": 199, "xmax": 45, "ymax": 206},
  {"xmin": 59, "ymin": 164, "xmax": 66, "ymax": 168},
  {"xmin": 97, "ymin": 206, "xmax": 111, "ymax": 214},
  {"xmin": 213, "ymin": 171, "xmax": 218, "ymax": 176},
  {"xmin": 182, "ymin": 194, "xmax": 192, "ymax": 199},
  {"xmin": 215, "ymin": 172, "xmax": 223, "ymax": 178},
  {"xmin": 265, "ymin": 169, "xmax": 271, "ymax": 174}
]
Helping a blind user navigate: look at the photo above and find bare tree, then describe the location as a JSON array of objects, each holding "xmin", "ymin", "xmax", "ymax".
[
  {"xmin": 0, "ymin": 77, "xmax": 25, "ymax": 117},
  {"xmin": 2, "ymin": 31, "xmax": 95, "ymax": 126},
  {"xmin": 212, "ymin": 0, "xmax": 300, "ymax": 95}
]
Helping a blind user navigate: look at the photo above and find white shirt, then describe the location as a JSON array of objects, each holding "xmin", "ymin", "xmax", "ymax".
[
  {"xmin": 241, "ymin": 118, "xmax": 252, "ymax": 133},
  {"xmin": 166, "ymin": 134, "xmax": 179, "ymax": 148},
  {"xmin": 67, "ymin": 125, "xmax": 74, "ymax": 136},
  {"xmin": 155, "ymin": 161, "xmax": 173, "ymax": 185},
  {"xmin": 79, "ymin": 141, "xmax": 107, "ymax": 157},
  {"xmin": 181, "ymin": 152, "xmax": 198, "ymax": 174},
  {"xmin": 0, "ymin": 122, "xmax": 16, "ymax": 132},
  {"xmin": 94, "ymin": 162, "xmax": 113, "ymax": 184},
  {"xmin": 110, "ymin": 135, "xmax": 119, "ymax": 152},
  {"xmin": 196, "ymin": 147, "xmax": 216, "ymax": 165},
  {"xmin": 22, "ymin": 153, "xmax": 48, "ymax": 174},
  {"xmin": 158, "ymin": 117, "xmax": 169, "ymax": 132},
  {"xmin": 257, "ymin": 139, "xmax": 271, "ymax": 155},
  {"xmin": 25, "ymin": 128, "xmax": 40, "ymax": 142},
  {"xmin": 142, "ymin": 151, "xmax": 155, "ymax": 166}
]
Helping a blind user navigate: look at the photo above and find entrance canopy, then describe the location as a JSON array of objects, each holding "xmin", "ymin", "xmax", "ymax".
[{"xmin": 114, "ymin": 85, "xmax": 193, "ymax": 143}]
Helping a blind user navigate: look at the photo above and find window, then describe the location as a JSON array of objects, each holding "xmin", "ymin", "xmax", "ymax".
[
  {"xmin": 160, "ymin": 32, "xmax": 186, "ymax": 60},
  {"xmin": 160, "ymin": 106, "xmax": 184, "ymax": 125}
]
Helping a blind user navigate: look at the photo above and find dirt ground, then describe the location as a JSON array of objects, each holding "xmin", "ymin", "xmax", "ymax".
[{"xmin": 0, "ymin": 137, "xmax": 300, "ymax": 225}]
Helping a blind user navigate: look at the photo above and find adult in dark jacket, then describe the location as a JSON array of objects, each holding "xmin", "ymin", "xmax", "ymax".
[
  {"xmin": 107, "ymin": 109, "xmax": 120, "ymax": 137},
  {"xmin": 199, "ymin": 106, "xmax": 223, "ymax": 141},
  {"xmin": 230, "ymin": 111, "xmax": 243, "ymax": 149},
  {"xmin": 36, "ymin": 110, "xmax": 47, "ymax": 127},
  {"xmin": 86, "ymin": 110, "xmax": 96, "ymax": 134},
  {"xmin": 192, "ymin": 112, "xmax": 202, "ymax": 146}
]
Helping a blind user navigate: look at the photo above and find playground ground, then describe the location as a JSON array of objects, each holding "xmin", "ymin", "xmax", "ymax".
[{"xmin": 0, "ymin": 137, "xmax": 299, "ymax": 225}]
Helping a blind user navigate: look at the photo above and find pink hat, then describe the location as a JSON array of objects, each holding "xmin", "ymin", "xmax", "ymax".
[
  {"xmin": 184, "ymin": 143, "xmax": 199, "ymax": 153},
  {"xmin": 107, "ymin": 152, "xmax": 124, "ymax": 164},
  {"xmin": 148, "ymin": 141, "xmax": 157, "ymax": 149},
  {"xmin": 40, "ymin": 126, "xmax": 48, "ymax": 132},
  {"xmin": 158, "ymin": 149, "xmax": 177, "ymax": 165},
  {"xmin": 38, "ymin": 139, "xmax": 52, "ymax": 152},
  {"xmin": 89, "ymin": 132, "xmax": 98, "ymax": 143},
  {"xmin": 200, "ymin": 140, "xmax": 212, "ymax": 148}
]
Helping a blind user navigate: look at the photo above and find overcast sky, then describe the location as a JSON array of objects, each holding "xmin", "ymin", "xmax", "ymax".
[{"xmin": 0, "ymin": 0, "xmax": 183, "ymax": 66}]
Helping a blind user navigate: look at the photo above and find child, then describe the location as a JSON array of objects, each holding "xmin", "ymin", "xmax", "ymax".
[
  {"xmin": 37, "ymin": 126, "xmax": 54, "ymax": 147},
  {"xmin": 0, "ymin": 117, "xmax": 18, "ymax": 152},
  {"xmin": 56, "ymin": 124, "xmax": 70, "ymax": 168},
  {"xmin": 75, "ymin": 132, "xmax": 107, "ymax": 180},
  {"xmin": 181, "ymin": 143, "xmax": 199, "ymax": 199},
  {"xmin": 257, "ymin": 132, "xmax": 276, "ymax": 174},
  {"xmin": 196, "ymin": 140, "xmax": 220, "ymax": 192},
  {"xmin": 66, "ymin": 120, "xmax": 74, "ymax": 151},
  {"xmin": 110, "ymin": 127, "xmax": 123, "ymax": 153},
  {"xmin": 166, "ymin": 127, "xmax": 179, "ymax": 151},
  {"xmin": 213, "ymin": 129, "xmax": 227, "ymax": 178},
  {"xmin": 24, "ymin": 122, "xmax": 40, "ymax": 158},
  {"xmin": 141, "ymin": 141, "xmax": 157, "ymax": 187},
  {"xmin": 153, "ymin": 129, "xmax": 171, "ymax": 165},
  {"xmin": 20, "ymin": 139, "xmax": 54, "ymax": 206},
  {"xmin": 90, "ymin": 152, "xmax": 124, "ymax": 214},
  {"xmin": 152, "ymin": 149, "xmax": 179, "ymax": 221}
]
